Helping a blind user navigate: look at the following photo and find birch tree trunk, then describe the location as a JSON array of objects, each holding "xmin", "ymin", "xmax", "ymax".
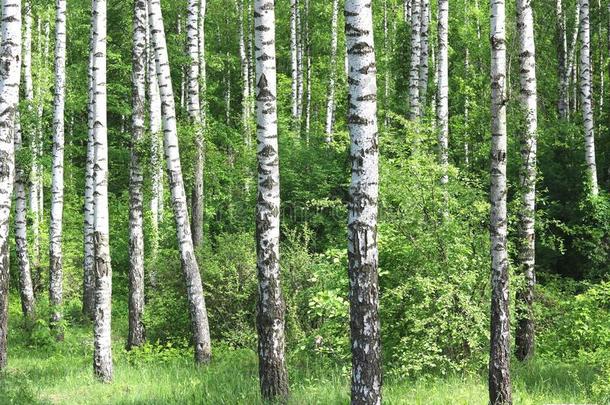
[
  {"xmin": 186, "ymin": 0, "xmax": 204, "ymax": 249},
  {"xmin": 579, "ymin": 0, "xmax": 598, "ymax": 195},
  {"xmin": 515, "ymin": 0, "xmax": 539, "ymax": 363},
  {"xmin": 419, "ymin": 0, "xmax": 430, "ymax": 112},
  {"xmin": 489, "ymin": 0, "xmax": 512, "ymax": 402},
  {"xmin": 296, "ymin": 1, "xmax": 304, "ymax": 125},
  {"xmin": 14, "ymin": 116, "xmax": 35, "ymax": 319},
  {"xmin": 49, "ymin": 0, "xmax": 67, "ymax": 339},
  {"xmin": 237, "ymin": 0, "xmax": 250, "ymax": 138},
  {"xmin": 566, "ymin": 3, "xmax": 580, "ymax": 119},
  {"xmin": 253, "ymin": 0, "xmax": 289, "ymax": 401},
  {"xmin": 409, "ymin": 0, "xmax": 422, "ymax": 120},
  {"xmin": 0, "ymin": 0, "xmax": 23, "ymax": 371},
  {"xmin": 303, "ymin": 0, "xmax": 311, "ymax": 143},
  {"xmin": 290, "ymin": 0, "xmax": 299, "ymax": 124},
  {"xmin": 437, "ymin": 0, "xmax": 449, "ymax": 185},
  {"xmin": 128, "ymin": 0, "xmax": 147, "ymax": 350},
  {"xmin": 345, "ymin": 1, "xmax": 382, "ymax": 403},
  {"xmin": 82, "ymin": 18, "xmax": 96, "ymax": 319},
  {"xmin": 324, "ymin": 0, "xmax": 339, "ymax": 141},
  {"xmin": 149, "ymin": 0, "xmax": 211, "ymax": 365},
  {"xmin": 91, "ymin": 0, "xmax": 113, "ymax": 382},
  {"xmin": 147, "ymin": 1, "xmax": 163, "ymax": 263},
  {"xmin": 557, "ymin": 0, "xmax": 569, "ymax": 118}
]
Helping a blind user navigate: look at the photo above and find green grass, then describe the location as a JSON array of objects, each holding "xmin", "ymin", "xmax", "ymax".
[{"xmin": 0, "ymin": 299, "xmax": 600, "ymax": 404}]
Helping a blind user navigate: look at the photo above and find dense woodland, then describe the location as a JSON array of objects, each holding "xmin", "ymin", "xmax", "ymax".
[{"xmin": 0, "ymin": 0, "xmax": 608, "ymax": 403}]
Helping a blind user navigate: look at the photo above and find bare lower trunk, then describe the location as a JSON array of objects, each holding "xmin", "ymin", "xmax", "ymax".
[
  {"xmin": 128, "ymin": 0, "xmax": 147, "ymax": 350},
  {"xmin": 489, "ymin": 0, "xmax": 512, "ymax": 403},
  {"xmin": 515, "ymin": 0, "xmax": 538, "ymax": 363},
  {"xmin": 345, "ymin": 1, "xmax": 382, "ymax": 403},
  {"xmin": 409, "ymin": 0, "xmax": 422, "ymax": 120},
  {"xmin": 0, "ymin": 0, "xmax": 23, "ymax": 371},
  {"xmin": 91, "ymin": 0, "xmax": 113, "ymax": 382},
  {"xmin": 149, "ymin": 0, "xmax": 211, "ymax": 365},
  {"xmin": 253, "ymin": 0, "xmax": 289, "ymax": 401},
  {"xmin": 49, "ymin": 0, "xmax": 67, "ymax": 340}
]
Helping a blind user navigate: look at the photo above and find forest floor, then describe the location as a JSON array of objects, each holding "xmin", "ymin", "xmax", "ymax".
[{"xmin": 0, "ymin": 299, "xmax": 597, "ymax": 404}]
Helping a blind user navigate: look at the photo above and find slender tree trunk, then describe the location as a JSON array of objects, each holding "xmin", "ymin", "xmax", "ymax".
[
  {"xmin": 253, "ymin": 0, "xmax": 289, "ymax": 401},
  {"xmin": 579, "ymin": 0, "xmax": 598, "ymax": 195},
  {"xmin": 409, "ymin": 0, "xmax": 422, "ymax": 120},
  {"xmin": 186, "ymin": 0, "xmax": 204, "ymax": 249},
  {"xmin": 0, "ymin": 0, "xmax": 22, "ymax": 372},
  {"xmin": 49, "ymin": 0, "xmax": 67, "ymax": 339},
  {"xmin": 566, "ymin": 3, "xmax": 580, "ymax": 119},
  {"xmin": 128, "ymin": 0, "xmax": 147, "ymax": 351},
  {"xmin": 404, "ymin": 0, "xmax": 412, "ymax": 23},
  {"xmin": 149, "ymin": 0, "xmax": 211, "ymax": 365},
  {"xmin": 489, "ymin": 0, "xmax": 512, "ymax": 403},
  {"xmin": 303, "ymin": 0, "xmax": 311, "ymax": 143},
  {"xmin": 345, "ymin": 1, "xmax": 382, "ymax": 404},
  {"xmin": 557, "ymin": 0, "xmax": 569, "ymax": 118},
  {"xmin": 296, "ymin": 1, "xmax": 304, "ymax": 126},
  {"xmin": 437, "ymin": 0, "xmax": 449, "ymax": 185},
  {"xmin": 91, "ymin": 0, "xmax": 113, "ymax": 382},
  {"xmin": 324, "ymin": 0, "xmax": 339, "ymax": 141},
  {"xmin": 290, "ymin": 0, "xmax": 299, "ymax": 125},
  {"xmin": 82, "ymin": 15, "xmax": 96, "ymax": 319},
  {"xmin": 515, "ymin": 0, "xmax": 538, "ymax": 363},
  {"xmin": 14, "ymin": 116, "xmax": 35, "ymax": 320},
  {"xmin": 419, "ymin": 0, "xmax": 430, "ymax": 112},
  {"xmin": 464, "ymin": 47, "xmax": 470, "ymax": 167},
  {"xmin": 237, "ymin": 0, "xmax": 250, "ymax": 139}
]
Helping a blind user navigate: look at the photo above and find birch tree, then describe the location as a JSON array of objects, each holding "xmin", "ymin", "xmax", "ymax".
[
  {"xmin": 345, "ymin": 0, "xmax": 381, "ymax": 403},
  {"xmin": 148, "ymin": 0, "xmax": 211, "ymax": 364},
  {"xmin": 303, "ymin": 0, "xmax": 311, "ymax": 142},
  {"xmin": 409, "ymin": 0, "xmax": 422, "ymax": 120},
  {"xmin": 437, "ymin": 0, "xmax": 449, "ymax": 185},
  {"xmin": 253, "ymin": 0, "xmax": 288, "ymax": 401},
  {"xmin": 324, "ymin": 0, "xmax": 339, "ymax": 141},
  {"xmin": 290, "ymin": 0, "xmax": 299, "ymax": 124},
  {"xmin": 0, "ymin": 0, "xmax": 23, "ymax": 371},
  {"xmin": 515, "ymin": 0, "xmax": 539, "ymax": 363},
  {"xmin": 557, "ymin": 0, "xmax": 568, "ymax": 117},
  {"xmin": 128, "ymin": 0, "xmax": 147, "ymax": 350},
  {"xmin": 91, "ymin": 0, "xmax": 113, "ymax": 382},
  {"xmin": 419, "ymin": 0, "xmax": 430, "ymax": 111},
  {"xmin": 49, "ymin": 0, "xmax": 67, "ymax": 338},
  {"xmin": 186, "ymin": 0, "xmax": 204, "ymax": 249},
  {"xmin": 237, "ymin": 0, "xmax": 250, "ymax": 137},
  {"xmin": 579, "ymin": 0, "xmax": 598, "ymax": 195},
  {"xmin": 489, "ymin": 0, "xmax": 512, "ymax": 402},
  {"xmin": 14, "ymin": 117, "xmax": 35, "ymax": 319}
]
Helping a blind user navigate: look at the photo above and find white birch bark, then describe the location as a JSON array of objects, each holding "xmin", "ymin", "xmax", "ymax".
[
  {"xmin": 49, "ymin": 0, "xmax": 67, "ymax": 337},
  {"xmin": 557, "ymin": 0, "xmax": 569, "ymax": 118},
  {"xmin": 296, "ymin": 1, "xmax": 304, "ymax": 125},
  {"xmin": 186, "ymin": 0, "xmax": 204, "ymax": 249},
  {"xmin": 437, "ymin": 0, "xmax": 449, "ymax": 185},
  {"xmin": 128, "ymin": 0, "xmax": 147, "ymax": 350},
  {"xmin": 0, "ymin": 0, "xmax": 22, "ymax": 371},
  {"xmin": 489, "ymin": 0, "xmax": 512, "ymax": 402},
  {"xmin": 14, "ymin": 116, "xmax": 35, "ymax": 319},
  {"xmin": 148, "ymin": 0, "xmax": 211, "ymax": 364},
  {"xmin": 408, "ymin": 0, "xmax": 421, "ymax": 120},
  {"xmin": 237, "ymin": 0, "xmax": 250, "ymax": 139},
  {"xmin": 290, "ymin": 0, "xmax": 299, "ymax": 123},
  {"xmin": 303, "ymin": 0, "xmax": 311, "ymax": 143},
  {"xmin": 419, "ymin": 0, "xmax": 430, "ymax": 111},
  {"xmin": 325, "ymin": 0, "xmax": 339, "ymax": 141},
  {"xmin": 579, "ymin": 0, "xmax": 598, "ymax": 195},
  {"xmin": 566, "ymin": 3, "xmax": 580, "ymax": 118},
  {"xmin": 515, "ymin": 0, "xmax": 538, "ymax": 362},
  {"xmin": 345, "ymin": 1, "xmax": 382, "ymax": 403},
  {"xmin": 253, "ymin": 0, "xmax": 288, "ymax": 400},
  {"xmin": 404, "ymin": 0, "xmax": 412, "ymax": 23},
  {"xmin": 91, "ymin": 0, "xmax": 113, "ymax": 382}
]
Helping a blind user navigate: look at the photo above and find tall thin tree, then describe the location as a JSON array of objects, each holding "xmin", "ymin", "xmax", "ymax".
[
  {"xmin": 437, "ymin": 0, "xmax": 449, "ymax": 185},
  {"xmin": 49, "ymin": 0, "xmax": 67, "ymax": 339},
  {"xmin": 253, "ymin": 0, "xmax": 289, "ymax": 401},
  {"xmin": 324, "ymin": 0, "xmax": 339, "ymax": 141},
  {"xmin": 345, "ymin": 0, "xmax": 382, "ymax": 403},
  {"xmin": 148, "ymin": 0, "xmax": 212, "ymax": 364},
  {"xmin": 128, "ymin": 0, "xmax": 147, "ymax": 350},
  {"xmin": 409, "ymin": 0, "xmax": 422, "ymax": 120},
  {"xmin": 0, "ymin": 0, "xmax": 23, "ymax": 371},
  {"xmin": 489, "ymin": 0, "xmax": 512, "ymax": 402}
]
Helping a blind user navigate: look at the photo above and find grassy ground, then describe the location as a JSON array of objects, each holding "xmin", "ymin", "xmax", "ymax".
[{"xmin": 0, "ymin": 300, "xmax": 599, "ymax": 404}]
